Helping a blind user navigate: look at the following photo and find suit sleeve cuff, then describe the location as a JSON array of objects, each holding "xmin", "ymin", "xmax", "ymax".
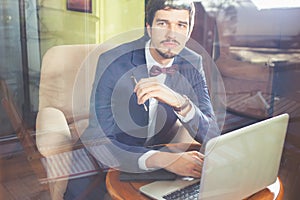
[{"xmin": 175, "ymin": 102, "xmax": 195, "ymax": 122}]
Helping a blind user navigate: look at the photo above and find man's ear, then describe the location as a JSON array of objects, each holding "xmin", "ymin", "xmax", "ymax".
[{"xmin": 146, "ymin": 23, "xmax": 152, "ymax": 38}]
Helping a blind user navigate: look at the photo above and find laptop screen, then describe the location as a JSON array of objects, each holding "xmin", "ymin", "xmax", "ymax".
[{"xmin": 140, "ymin": 114, "xmax": 289, "ymax": 200}]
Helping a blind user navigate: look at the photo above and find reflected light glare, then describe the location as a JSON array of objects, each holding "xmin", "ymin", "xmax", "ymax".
[{"xmin": 251, "ymin": 0, "xmax": 300, "ymax": 10}]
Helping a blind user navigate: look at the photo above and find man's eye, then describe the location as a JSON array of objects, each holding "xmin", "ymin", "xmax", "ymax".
[
  {"xmin": 178, "ymin": 23, "xmax": 187, "ymax": 29},
  {"xmin": 157, "ymin": 21, "xmax": 167, "ymax": 26}
]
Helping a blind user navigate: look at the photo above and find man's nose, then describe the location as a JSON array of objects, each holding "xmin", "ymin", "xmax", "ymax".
[{"xmin": 166, "ymin": 24, "xmax": 177, "ymax": 38}]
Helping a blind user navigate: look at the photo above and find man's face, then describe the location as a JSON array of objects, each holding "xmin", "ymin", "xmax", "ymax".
[{"xmin": 147, "ymin": 9, "xmax": 191, "ymax": 64}]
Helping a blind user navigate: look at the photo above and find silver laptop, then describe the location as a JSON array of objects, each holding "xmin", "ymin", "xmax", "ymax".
[{"xmin": 139, "ymin": 113, "xmax": 289, "ymax": 200}]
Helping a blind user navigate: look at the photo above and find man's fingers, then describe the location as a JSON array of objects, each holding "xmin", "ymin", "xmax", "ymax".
[
  {"xmin": 134, "ymin": 80, "xmax": 162, "ymax": 104},
  {"xmin": 192, "ymin": 169, "xmax": 202, "ymax": 178},
  {"xmin": 134, "ymin": 77, "xmax": 159, "ymax": 92}
]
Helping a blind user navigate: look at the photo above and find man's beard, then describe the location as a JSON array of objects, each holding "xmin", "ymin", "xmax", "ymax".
[{"xmin": 156, "ymin": 48, "xmax": 177, "ymax": 59}]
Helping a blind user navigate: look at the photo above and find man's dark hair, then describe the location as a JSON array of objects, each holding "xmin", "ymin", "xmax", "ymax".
[{"xmin": 146, "ymin": 0, "xmax": 195, "ymax": 28}]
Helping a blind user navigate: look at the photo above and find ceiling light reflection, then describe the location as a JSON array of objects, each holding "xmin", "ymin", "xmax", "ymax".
[{"xmin": 251, "ymin": 0, "xmax": 300, "ymax": 10}]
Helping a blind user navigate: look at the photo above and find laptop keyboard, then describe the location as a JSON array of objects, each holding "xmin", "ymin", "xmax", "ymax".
[{"xmin": 163, "ymin": 181, "xmax": 200, "ymax": 200}]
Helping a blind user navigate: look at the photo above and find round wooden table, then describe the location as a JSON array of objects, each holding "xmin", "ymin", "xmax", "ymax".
[{"xmin": 106, "ymin": 170, "xmax": 284, "ymax": 200}]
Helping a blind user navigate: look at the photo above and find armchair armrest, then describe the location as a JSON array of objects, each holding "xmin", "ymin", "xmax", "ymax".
[{"xmin": 36, "ymin": 107, "xmax": 75, "ymax": 156}]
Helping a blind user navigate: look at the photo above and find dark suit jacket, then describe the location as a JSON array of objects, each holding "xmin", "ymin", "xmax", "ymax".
[{"xmin": 82, "ymin": 36, "xmax": 219, "ymax": 172}]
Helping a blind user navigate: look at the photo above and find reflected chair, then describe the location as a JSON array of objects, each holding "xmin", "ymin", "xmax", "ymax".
[
  {"xmin": 212, "ymin": 17, "xmax": 273, "ymax": 132},
  {"xmin": 0, "ymin": 76, "xmax": 102, "ymax": 200},
  {"xmin": 0, "ymin": 79, "xmax": 48, "ymax": 186},
  {"xmin": 1, "ymin": 42, "xmax": 118, "ymax": 199}
]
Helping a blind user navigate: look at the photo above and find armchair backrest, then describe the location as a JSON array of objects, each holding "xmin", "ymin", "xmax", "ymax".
[
  {"xmin": 39, "ymin": 43, "xmax": 118, "ymax": 138},
  {"xmin": 39, "ymin": 44, "xmax": 98, "ymax": 119}
]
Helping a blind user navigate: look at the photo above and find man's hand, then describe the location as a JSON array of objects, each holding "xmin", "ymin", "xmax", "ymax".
[
  {"xmin": 146, "ymin": 151, "xmax": 204, "ymax": 178},
  {"xmin": 134, "ymin": 77, "xmax": 191, "ymax": 115},
  {"xmin": 134, "ymin": 77, "xmax": 183, "ymax": 108}
]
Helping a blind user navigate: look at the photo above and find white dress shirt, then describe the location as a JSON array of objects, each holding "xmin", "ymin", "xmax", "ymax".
[{"xmin": 138, "ymin": 40, "xmax": 195, "ymax": 170}]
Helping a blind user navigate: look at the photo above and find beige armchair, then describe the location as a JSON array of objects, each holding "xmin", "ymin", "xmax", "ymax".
[
  {"xmin": 37, "ymin": 44, "xmax": 98, "ymax": 152},
  {"xmin": 36, "ymin": 43, "xmax": 116, "ymax": 199}
]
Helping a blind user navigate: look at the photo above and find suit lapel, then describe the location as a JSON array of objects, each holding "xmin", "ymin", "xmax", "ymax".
[{"xmin": 127, "ymin": 44, "xmax": 150, "ymax": 134}]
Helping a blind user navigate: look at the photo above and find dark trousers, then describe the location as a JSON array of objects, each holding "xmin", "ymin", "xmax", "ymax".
[{"xmin": 64, "ymin": 171, "xmax": 107, "ymax": 200}]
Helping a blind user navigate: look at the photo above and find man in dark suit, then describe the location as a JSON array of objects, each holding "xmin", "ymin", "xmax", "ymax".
[
  {"xmin": 65, "ymin": 0, "xmax": 220, "ymax": 199},
  {"xmin": 85, "ymin": 0, "xmax": 219, "ymax": 176}
]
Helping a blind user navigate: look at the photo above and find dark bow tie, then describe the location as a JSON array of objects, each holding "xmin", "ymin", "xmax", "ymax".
[{"xmin": 149, "ymin": 65, "xmax": 179, "ymax": 77}]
